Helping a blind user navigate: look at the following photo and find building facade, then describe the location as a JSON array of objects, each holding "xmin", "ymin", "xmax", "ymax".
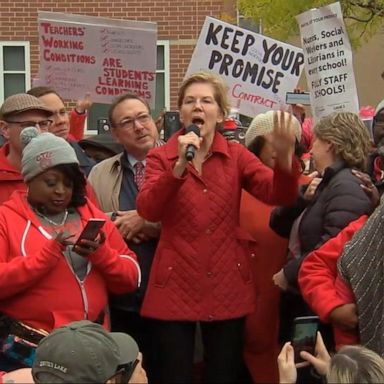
[{"xmin": 0, "ymin": 1, "xmax": 382, "ymax": 131}]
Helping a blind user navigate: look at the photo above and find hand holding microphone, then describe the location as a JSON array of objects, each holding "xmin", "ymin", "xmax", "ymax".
[
  {"xmin": 173, "ymin": 124, "xmax": 201, "ymax": 178},
  {"xmin": 185, "ymin": 124, "xmax": 201, "ymax": 161}
]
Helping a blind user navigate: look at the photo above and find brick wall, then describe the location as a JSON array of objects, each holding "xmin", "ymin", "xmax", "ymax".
[{"xmin": 0, "ymin": 0, "xmax": 234, "ymax": 109}]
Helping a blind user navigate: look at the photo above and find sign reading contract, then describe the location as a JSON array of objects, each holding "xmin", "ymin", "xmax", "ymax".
[
  {"xmin": 37, "ymin": 11, "xmax": 157, "ymax": 106},
  {"xmin": 185, "ymin": 17, "xmax": 305, "ymax": 117},
  {"xmin": 296, "ymin": 2, "xmax": 359, "ymax": 119}
]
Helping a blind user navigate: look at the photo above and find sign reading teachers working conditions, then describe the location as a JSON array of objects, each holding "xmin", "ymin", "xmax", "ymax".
[
  {"xmin": 185, "ymin": 17, "xmax": 304, "ymax": 117},
  {"xmin": 297, "ymin": 2, "xmax": 358, "ymax": 119},
  {"xmin": 37, "ymin": 12, "xmax": 157, "ymax": 105}
]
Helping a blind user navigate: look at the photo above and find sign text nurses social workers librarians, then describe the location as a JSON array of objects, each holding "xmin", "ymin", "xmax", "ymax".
[
  {"xmin": 186, "ymin": 17, "xmax": 304, "ymax": 117},
  {"xmin": 296, "ymin": 2, "xmax": 359, "ymax": 120},
  {"xmin": 37, "ymin": 12, "xmax": 157, "ymax": 106}
]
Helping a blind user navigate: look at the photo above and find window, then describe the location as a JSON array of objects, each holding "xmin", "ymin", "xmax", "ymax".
[
  {"xmin": 0, "ymin": 42, "xmax": 31, "ymax": 102},
  {"xmin": 87, "ymin": 40, "xmax": 170, "ymax": 133}
]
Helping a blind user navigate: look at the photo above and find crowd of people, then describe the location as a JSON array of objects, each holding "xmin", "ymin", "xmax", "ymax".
[{"xmin": 0, "ymin": 70, "xmax": 383, "ymax": 384}]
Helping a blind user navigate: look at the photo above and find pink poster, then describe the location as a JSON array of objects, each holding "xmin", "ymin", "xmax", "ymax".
[{"xmin": 37, "ymin": 11, "xmax": 157, "ymax": 106}]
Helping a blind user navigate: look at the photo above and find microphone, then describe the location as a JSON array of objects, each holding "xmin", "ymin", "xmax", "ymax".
[{"xmin": 185, "ymin": 124, "xmax": 200, "ymax": 161}]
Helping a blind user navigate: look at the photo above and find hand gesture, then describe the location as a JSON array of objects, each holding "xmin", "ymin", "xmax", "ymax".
[
  {"xmin": 300, "ymin": 332, "xmax": 331, "ymax": 376},
  {"xmin": 173, "ymin": 130, "xmax": 202, "ymax": 177},
  {"xmin": 303, "ymin": 172, "xmax": 322, "ymax": 201},
  {"xmin": 128, "ymin": 353, "xmax": 148, "ymax": 384},
  {"xmin": 278, "ymin": 342, "xmax": 297, "ymax": 384},
  {"xmin": 272, "ymin": 111, "xmax": 296, "ymax": 172},
  {"xmin": 114, "ymin": 210, "xmax": 145, "ymax": 241},
  {"xmin": 177, "ymin": 130, "xmax": 201, "ymax": 161},
  {"xmin": 352, "ymin": 169, "xmax": 380, "ymax": 208},
  {"xmin": 75, "ymin": 92, "xmax": 93, "ymax": 114},
  {"xmin": 55, "ymin": 230, "xmax": 75, "ymax": 247},
  {"xmin": 73, "ymin": 231, "xmax": 106, "ymax": 257},
  {"xmin": 273, "ymin": 269, "xmax": 289, "ymax": 291}
]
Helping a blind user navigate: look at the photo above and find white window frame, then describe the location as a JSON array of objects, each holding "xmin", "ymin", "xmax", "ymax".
[
  {"xmin": 157, "ymin": 39, "xmax": 170, "ymax": 111},
  {"xmin": 0, "ymin": 41, "xmax": 31, "ymax": 103}
]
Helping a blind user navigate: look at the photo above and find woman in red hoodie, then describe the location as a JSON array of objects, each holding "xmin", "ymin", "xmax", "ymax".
[{"xmin": 0, "ymin": 127, "xmax": 140, "ymax": 370}]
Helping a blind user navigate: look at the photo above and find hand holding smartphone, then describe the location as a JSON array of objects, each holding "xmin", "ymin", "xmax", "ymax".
[
  {"xmin": 74, "ymin": 218, "xmax": 106, "ymax": 249},
  {"xmin": 292, "ymin": 316, "xmax": 319, "ymax": 363}
]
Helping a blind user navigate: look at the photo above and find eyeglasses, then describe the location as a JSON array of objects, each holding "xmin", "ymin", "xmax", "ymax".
[
  {"xmin": 5, "ymin": 119, "xmax": 53, "ymax": 130},
  {"xmin": 116, "ymin": 114, "xmax": 152, "ymax": 130}
]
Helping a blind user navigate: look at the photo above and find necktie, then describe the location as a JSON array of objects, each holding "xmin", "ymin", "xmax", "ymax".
[{"xmin": 134, "ymin": 161, "xmax": 145, "ymax": 190}]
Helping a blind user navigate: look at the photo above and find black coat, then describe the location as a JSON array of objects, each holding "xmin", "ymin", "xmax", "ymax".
[{"xmin": 270, "ymin": 161, "xmax": 373, "ymax": 288}]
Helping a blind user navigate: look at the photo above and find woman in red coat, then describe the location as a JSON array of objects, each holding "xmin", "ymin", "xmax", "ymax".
[
  {"xmin": 136, "ymin": 72, "xmax": 300, "ymax": 384},
  {"xmin": 240, "ymin": 111, "xmax": 310, "ymax": 383}
]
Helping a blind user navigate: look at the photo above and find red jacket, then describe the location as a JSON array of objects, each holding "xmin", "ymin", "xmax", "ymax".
[
  {"xmin": 0, "ymin": 191, "xmax": 140, "ymax": 332},
  {"xmin": 137, "ymin": 131, "xmax": 299, "ymax": 321},
  {"xmin": 0, "ymin": 144, "xmax": 25, "ymax": 205},
  {"xmin": 68, "ymin": 109, "xmax": 87, "ymax": 141},
  {"xmin": 299, "ymin": 216, "xmax": 367, "ymax": 347}
]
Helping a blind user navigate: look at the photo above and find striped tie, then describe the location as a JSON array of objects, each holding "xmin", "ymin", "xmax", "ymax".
[{"xmin": 134, "ymin": 161, "xmax": 145, "ymax": 190}]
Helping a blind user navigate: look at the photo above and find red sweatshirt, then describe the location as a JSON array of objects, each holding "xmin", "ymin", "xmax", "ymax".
[{"xmin": 0, "ymin": 191, "xmax": 140, "ymax": 331}]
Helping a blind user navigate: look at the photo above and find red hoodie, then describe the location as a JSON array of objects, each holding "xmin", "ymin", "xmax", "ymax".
[
  {"xmin": 0, "ymin": 144, "xmax": 25, "ymax": 205},
  {"xmin": 0, "ymin": 191, "xmax": 140, "ymax": 331}
]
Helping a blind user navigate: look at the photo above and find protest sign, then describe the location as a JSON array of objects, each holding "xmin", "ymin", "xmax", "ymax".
[
  {"xmin": 36, "ymin": 11, "xmax": 157, "ymax": 106},
  {"xmin": 297, "ymin": 2, "xmax": 359, "ymax": 119},
  {"xmin": 185, "ymin": 17, "xmax": 304, "ymax": 117}
]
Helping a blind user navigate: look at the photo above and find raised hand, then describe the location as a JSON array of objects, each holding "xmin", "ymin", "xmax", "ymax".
[{"xmin": 272, "ymin": 110, "xmax": 296, "ymax": 172}]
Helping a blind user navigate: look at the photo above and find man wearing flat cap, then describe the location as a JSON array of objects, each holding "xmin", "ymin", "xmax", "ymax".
[{"xmin": 0, "ymin": 93, "xmax": 53, "ymax": 204}]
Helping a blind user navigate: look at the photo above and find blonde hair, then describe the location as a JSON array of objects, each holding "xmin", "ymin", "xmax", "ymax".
[
  {"xmin": 313, "ymin": 112, "xmax": 371, "ymax": 171},
  {"xmin": 177, "ymin": 72, "xmax": 231, "ymax": 119},
  {"xmin": 327, "ymin": 345, "xmax": 384, "ymax": 384}
]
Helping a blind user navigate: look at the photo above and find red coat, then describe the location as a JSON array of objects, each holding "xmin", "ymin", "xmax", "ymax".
[
  {"xmin": 241, "ymin": 174, "xmax": 310, "ymax": 383},
  {"xmin": 0, "ymin": 191, "xmax": 140, "ymax": 332},
  {"xmin": 0, "ymin": 144, "xmax": 24, "ymax": 205},
  {"xmin": 137, "ymin": 131, "xmax": 299, "ymax": 321},
  {"xmin": 299, "ymin": 216, "xmax": 367, "ymax": 347}
]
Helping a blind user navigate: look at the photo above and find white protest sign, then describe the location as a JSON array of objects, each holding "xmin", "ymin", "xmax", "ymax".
[
  {"xmin": 296, "ymin": 2, "xmax": 359, "ymax": 119},
  {"xmin": 185, "ymin": 17, "xmax": 304, "ymax": 118},
  {"xmin": 37, "ymin": 12, "xmax": 157, "ymax": 106}
]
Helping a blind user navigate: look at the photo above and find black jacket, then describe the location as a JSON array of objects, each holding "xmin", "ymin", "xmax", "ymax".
[{"xmin": 270, "ymin": 161, "xmax": 373, "ymax": 288}]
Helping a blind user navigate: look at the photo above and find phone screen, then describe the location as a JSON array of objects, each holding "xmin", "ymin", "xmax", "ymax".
[
  {"xmin": 292, "ymin": 316, "xmax": 319, "ymax": 363},
  {"xmin": 74, "ymin": 219, "xmax": 105, "ymax": 248}
]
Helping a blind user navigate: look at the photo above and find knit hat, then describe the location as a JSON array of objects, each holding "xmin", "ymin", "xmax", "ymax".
[
  {"xmin": 245, "ymin": 111, "xmax": 302, "ymax": 148},
  {"xmin": 21, "ymin": 127, "xmax": 79, "ymax": 182},
  {"xmin": 0, "ymin": 93, "xmax": 52, "ymax": 119},
  {"xmin": 32, "ymin": 320, "xmax": 139, "ymax": 384}
]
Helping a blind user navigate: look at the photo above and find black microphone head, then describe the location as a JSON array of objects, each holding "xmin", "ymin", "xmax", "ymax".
[{"xmin": 185, "ymin": 124, "xmax": 200, "ymax": 137}]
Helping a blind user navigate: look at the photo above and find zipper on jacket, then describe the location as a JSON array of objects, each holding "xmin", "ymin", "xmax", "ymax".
[
  {"xmin": 64, "ymin": 255, "xmax": 90, "ymax": 320},
  {"xmin": 79, "ymin": 280, "xmax": 89, "ymax": 319}
]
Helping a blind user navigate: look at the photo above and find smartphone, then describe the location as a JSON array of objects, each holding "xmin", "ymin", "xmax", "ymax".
[
  {"xmin": 292, "ymin": 316, "xmax": 319, "ymax": 363},
  {"xmin": 74, "ymin": 218, "xmax": 106, "ymax": 247},
  {"xmin": 163, "ymin": 111, "xmax": 181, "ymax": 141},
  {"xmin": 97, "ymin": 118, "xmax": 111, "ymax": 134},
  {"xmin": 286, "ymin": 92, "xmax": 311, "ymax": 106}
]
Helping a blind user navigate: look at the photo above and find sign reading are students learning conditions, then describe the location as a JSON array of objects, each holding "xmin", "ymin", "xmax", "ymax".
[
  {"xmin": 185, "ymin": 17, "xmax": 305, "ymax": 117},
  {"xmin": 37, "ymin": 12, "xmax": 157, "ymax": 106},
  {"xmin": 296, "ymin": 2, "xmax": 359, "ymax": 119}
]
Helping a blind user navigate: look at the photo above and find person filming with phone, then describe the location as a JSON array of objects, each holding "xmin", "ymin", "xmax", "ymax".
[
  {"xmin": 278, "ymin": 331, "xmax": 384, "ymax": 384},
  {"xmin": 0, "ymin": 127, "xmax": 140, "ymax": 371}
]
